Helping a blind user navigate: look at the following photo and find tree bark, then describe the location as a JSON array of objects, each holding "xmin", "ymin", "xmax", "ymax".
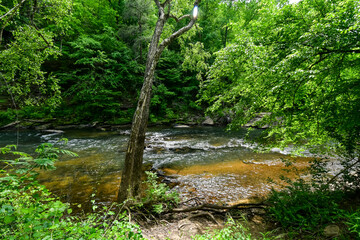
[{"xmin": 117, "ymin": 0, "xmax": 201, "ymax": 203}]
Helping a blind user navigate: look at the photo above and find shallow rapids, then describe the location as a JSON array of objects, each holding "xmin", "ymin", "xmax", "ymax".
[{"xmin": 0, "ymin": 126, "xmax": 316, "ymax": 207}]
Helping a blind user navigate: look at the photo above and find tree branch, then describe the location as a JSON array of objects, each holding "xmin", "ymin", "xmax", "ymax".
[
  {"xmin": 0, "ymin": 0, "xmax": 27, "ymax": 44},
  {"xmin": 32, "ymin": 24, "xmax": 51, "ymax": 48},
  {"xmin": 169, "ymin": 14, "xmax": 191, "ymax": 22},
  {"xmin": 0, "ymin": 0, "xmax": 27, "ymax": 20},
  {"xmin": 156, "ymin": 0, "xmax": 201, "ymax": 55},
  {"xmin": 309, "ymin": 53, "xmax": 328, "ymax": 70}
]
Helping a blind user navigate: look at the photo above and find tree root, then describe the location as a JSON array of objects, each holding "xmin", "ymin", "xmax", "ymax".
[
  {"xmin": 186, "ymin": 211, "xmax": 220, "ymax": 225},
  {"xmin": 172, "ymin": 202, "xmax": 266, "ymax": 213}
]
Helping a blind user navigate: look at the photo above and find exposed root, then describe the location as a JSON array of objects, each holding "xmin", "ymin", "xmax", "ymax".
[
  {"xmin": 123, "ymin": 206, "xmax": 132, "ymax": 222},
  {"xmin": 186, "ymin": 211, "xmax": 220, "ymax": 225},
  {"xmin": 172, "ymin": 202, "xmax": 266, "ymax": 213}
]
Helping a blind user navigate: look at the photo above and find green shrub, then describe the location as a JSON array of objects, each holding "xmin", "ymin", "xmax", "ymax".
[
  {"xmin": 135, "ymin": 171, "xmax": 180, "ymax": 214},
  {"xmin": 345, "ymin": 209, "xmax": 360, "ymax": 238},
  {"xmin": 0, "ymin": 109, "xmax": 17, "ymax": 126},
  {"xmin": 267, "ymin": 179, "xmax": 344, "ymax": 233}
]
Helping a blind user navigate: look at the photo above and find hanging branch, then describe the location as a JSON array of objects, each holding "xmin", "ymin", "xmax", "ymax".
[
  {"xmin": 0, "ymin": 0, "xmax": 27, "ymax": 20},
  {"xmin": 0, "ymin": 0, "xmax": 27, "ymax": 44},
  {"xmin": 31, "ymin": 24, "xmax": 51, "ymax": 49},
  {"xmin": 169, "ymin": 14, "xmax": 191, "ymax": 22}
]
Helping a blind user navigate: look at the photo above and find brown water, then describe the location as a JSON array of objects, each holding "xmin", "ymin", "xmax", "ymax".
[{"xmin": 0, "ymin": 127, "xmax": 321, "ymax": 208}]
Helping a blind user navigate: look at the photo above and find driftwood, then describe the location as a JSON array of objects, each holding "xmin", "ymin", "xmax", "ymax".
[{"xmin": 0, "ymin": 121, "xmax": 20, "ymax": 129}]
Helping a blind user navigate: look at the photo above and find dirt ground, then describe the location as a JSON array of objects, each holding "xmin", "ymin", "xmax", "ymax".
[{"xmin": 139, "ymin": 206, "xmax": 277, "ymax": 240}]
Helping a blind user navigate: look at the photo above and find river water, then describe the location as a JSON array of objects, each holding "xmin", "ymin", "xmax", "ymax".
[{"xmin": 0, "ymin": 126, "xmax": 316, "ymax": 208}]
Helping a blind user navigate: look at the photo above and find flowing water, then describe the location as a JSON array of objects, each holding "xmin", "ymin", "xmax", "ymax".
[{"xmin": 0, "ymin": 126, "xmax": 322, "ymax": 209}]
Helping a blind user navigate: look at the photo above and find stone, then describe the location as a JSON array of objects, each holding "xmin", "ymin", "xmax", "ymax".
[
  {"xmin": 173, "ymin": 124, "xmax": 191, "ymax": 128},
  {"xmin": 324, "ymin": 224, "xmax": 340, "ymax": 238},
  {"xmin": 42, "ymin": 129, "xmax": 64, "ymax": 134},
  {"xmin": 202, "ymin": 117, "xmax": 214, "ymax": 126}
]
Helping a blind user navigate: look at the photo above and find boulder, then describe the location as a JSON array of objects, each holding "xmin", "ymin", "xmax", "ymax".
[
  {"xmin": 173, "ymin": 124, "xmax": 191, "ymax": 128},
  {"xmin": 202, "ymin": 117, "xmax": 214, "ymax": 126}
]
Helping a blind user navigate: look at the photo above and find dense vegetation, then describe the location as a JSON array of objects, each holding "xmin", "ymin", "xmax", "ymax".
[
  {"xmin": 0, "ymin": 143, "xmax": 144, "ymax": 239},
  {"xmin": 1, "ymin": 0, "xmax": 360, "ymax": 239}
]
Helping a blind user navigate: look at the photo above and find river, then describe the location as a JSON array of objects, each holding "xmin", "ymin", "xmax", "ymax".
[{"xmin": 0, "ymin": 126, "xmax": 316, "ymax": 209}]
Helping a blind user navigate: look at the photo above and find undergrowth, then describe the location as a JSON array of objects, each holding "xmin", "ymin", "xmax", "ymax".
[
  {"xmin": 133, "ymin": 171, "xmax": 180, "ymax": 215},
  {"xmin": 0, "ymin": 142, "xmax": 144, "ymax": 239},
  {"xmin": 266, "ymin": 157, "xmax": 360, "ymax": 239}
]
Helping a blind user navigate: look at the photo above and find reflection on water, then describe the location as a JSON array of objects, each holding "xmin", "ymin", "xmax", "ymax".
[{"xmin": 0, "ymin": 127, "xmax": 314, "ymax": 207}]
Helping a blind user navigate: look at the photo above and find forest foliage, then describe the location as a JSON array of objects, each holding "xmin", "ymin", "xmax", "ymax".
[
  {"xmin": 0, "ymin": 0, "xmax": 358, "ymax": 155},
  {"xmin": 1, "ymin": 0, "xmax": 360, "ymax": 238}
]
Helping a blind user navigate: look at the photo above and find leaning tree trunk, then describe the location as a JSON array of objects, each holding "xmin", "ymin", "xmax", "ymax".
[{"xmin": 118, "ymin": 0, "xmax": 201, "ymax": 203}]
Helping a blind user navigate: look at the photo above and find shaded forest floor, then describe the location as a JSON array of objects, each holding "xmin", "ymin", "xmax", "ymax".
[{"xmin": 140, "ymin": 208, "xmax": 274, "ymax": 240}]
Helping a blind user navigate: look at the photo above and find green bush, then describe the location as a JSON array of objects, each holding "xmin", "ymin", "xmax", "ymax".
[
  {"xmin": 0, "ymin": 109, "xmax": 17, "ymax": 126},
  {"xmin": 267, "ymin": 179, "xmax": 344, "ymax": 234},
  {"xmin": 135, "ymin": 171, "xmax": 180, "ymax": 214},
  {"xmin": 345, "ymin": 209, "xmax": 360, "ymax": 238}
]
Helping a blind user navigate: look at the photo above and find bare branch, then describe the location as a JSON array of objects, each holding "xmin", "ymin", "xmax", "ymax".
[
  {"xmin": 32, "ymin": 24, "xmax": 51, "ymax": 48},
  {"xmin": 0, "ymin": 0, "xmax": 27, "ymax": 20},
  {"xmin": 169, "ymin": 14, "xmax": 191, "ymax": 22},
  {"xmin": 157, "ymin": 18, "xmax": 195, "ymax": 54},
  {"xmin": 155, "ymin": 0, "xmax": 202, "ymax": 56},
  {"xmin": 0, "ymin": 0, "xmax": 27, "ymax": 44}
]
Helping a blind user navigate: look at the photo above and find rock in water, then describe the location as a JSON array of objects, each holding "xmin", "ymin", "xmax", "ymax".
[
  {"xmin": 202, "ymin": 117, "xmax": 214, "ymax": 126},
  {"xmin": 173, "ymin": 124, "xmax": 190, "ymax": 128}
]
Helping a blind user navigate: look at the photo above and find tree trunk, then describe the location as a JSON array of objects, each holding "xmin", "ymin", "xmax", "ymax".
[{"xmin": 117, "ymin": 0, "xmax": 201, "ymax": 203}]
